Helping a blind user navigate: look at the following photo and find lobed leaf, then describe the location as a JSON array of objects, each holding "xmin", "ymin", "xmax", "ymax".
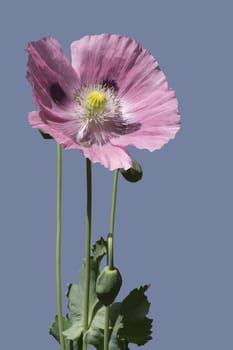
[
  {"xmin": 49, "ymin": 315, "xmax": 79, "ymax": 350},
  {"xmin": 63, "ymin": 238, "xmax": 107, "ymax": 342},
  {"xmin": 110, "ymin": 285, "xmax": 152, "ymax": 346},
  {"xmin": 92, "ymin": 237, "xmax": 107, "ymax": 263}
]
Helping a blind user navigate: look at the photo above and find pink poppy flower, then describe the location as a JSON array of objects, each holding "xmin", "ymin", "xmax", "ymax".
[{"xmin": 26, "ymin": 34, "xmax": 180, "ymax": 170}]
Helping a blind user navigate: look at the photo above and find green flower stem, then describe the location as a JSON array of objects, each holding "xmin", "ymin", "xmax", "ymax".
[
  {"xmin": 83, "ymin": 159, "xmax": 92, "ymax": 350},
  {"xmin": 107, "ymin": 233, "xmax": 113, "ymax": 270},
  {"xmin": 104, "ymin": 169, "xmax": 119, "ymax": 350},
  {"xmin": 109, "ymin": 170, "xmax": 119, "ymax": 236},
  {"xmin": 56, "ymin": 144, "xmax": 65, "ymax": 350},
  {"xmin": 104, "ymin": 306, "xmax": 110, "ymax": 350}
]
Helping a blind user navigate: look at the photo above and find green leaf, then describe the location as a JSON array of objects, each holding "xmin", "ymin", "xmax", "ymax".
[
  {"xmin": 109, "ymin": 302, "xmax": 121, "ymax": 328},
  {"xmin": 49, "ymin": 315, "xmax": 69, "ymax": 343},
  {"xmin": 91, "ymin": 305, "xmax": 105, "ymax": 329},
  {"xmin": 108, "ymin": 314, "xmax": 130, "ymax": 350},
  {"xmin": 92, "ymin": 237, "xmax": 107, "ymax": 263},
  {"xmin": 84, "ymin": 306, "xmax": 105, "ymax": 349},
  {"xmin": 63, "ymin": 238, "xmax": 107, "ymax": 342},
  {"xmin": 62, "ymin": 320, "xmax": 84, "ymax": 342},
  {"xmin": 63, "ymin": 260, "xmax": 96, "ymax": 340},
  {"xmin": 121, "ymin": 285, "xmax": 151, "ymax": 320},
  {"xmin": 110, "ymin": 285, "xmax": 152, "ymax": 346},
  {"xmin": 49, "ymin": 315, "xmax": 79, "ymax": 350},
  {"xmin": 38, "ymin": 129, "xmax": 53, "ymax": 140},
  {"xmin": 84, "ymin": 327, "xmax": 104, "ymax": 348},
  {"xmin": 109, "ymin": 338, "xmax": 130, "ymax": 350},
  {"xmin": 120, "ymin": 160, "xmax": 143, "ymax": 183}
]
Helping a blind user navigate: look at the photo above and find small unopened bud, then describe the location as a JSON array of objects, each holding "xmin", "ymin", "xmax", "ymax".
[
  {"xmin": 96, "ymin": 266, "xmax": 122, "ymax": 306},
  {"xmin": 120, "ymin": 159, "xmax": 143, "ymax": 183}
]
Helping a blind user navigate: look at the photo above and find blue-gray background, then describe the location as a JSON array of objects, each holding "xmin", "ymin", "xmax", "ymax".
[{"xmin": 0, "ymin": 1, "xmax": 232, "ymax": 349}]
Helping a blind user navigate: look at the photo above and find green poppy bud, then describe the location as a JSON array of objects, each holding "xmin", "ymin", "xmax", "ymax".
[
  {"xmin": 39, "ymin": 129, "xmax": 53, "ymax": 139},
  {"xmin": 96, "ymin": 266, "xmax": 122, "ymax": 306},
  {"xmin": 120, "ymin": 159, "xmax": 143, "ymax": 183}
]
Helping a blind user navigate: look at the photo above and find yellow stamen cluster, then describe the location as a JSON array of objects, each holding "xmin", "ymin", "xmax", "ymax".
[{"xmin": 85, "ymin": 91, "xmax": 107, "ymax": 115}]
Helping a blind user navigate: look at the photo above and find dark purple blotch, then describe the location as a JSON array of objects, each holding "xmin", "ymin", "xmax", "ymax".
[{"xmin": 50, "ymin": 83, "xmax": 66, "ymax": 104}]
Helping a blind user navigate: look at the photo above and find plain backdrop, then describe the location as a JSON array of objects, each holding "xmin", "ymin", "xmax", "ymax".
[{"xmin": 0, "ymin": 1, "xmax": 232, "ymax": 349}]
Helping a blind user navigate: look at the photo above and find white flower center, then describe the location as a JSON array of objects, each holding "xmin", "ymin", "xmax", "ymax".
[
  {"xmin": 74, "ymin": 83, "xmax": 121, "ymax": 146},
  {"xmin": 73, "ymin": 82, "xmax": 140, "ymax": 147}
]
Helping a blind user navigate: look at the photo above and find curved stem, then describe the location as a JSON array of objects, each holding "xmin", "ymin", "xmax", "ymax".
[
  {"xmin": 56, "ymin": 144, "xmax": 65, "ymax": 350},
  {"xmin": 104, "ymin": 169, "xmax": 119, "ymax": 350},
  {"xmin": 109, "ymin": 170, "xmax": 119, "ymax": 236},
  {"xmin": 82, "ymin": 159, "xmax": 92, "ymax": 350}
]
